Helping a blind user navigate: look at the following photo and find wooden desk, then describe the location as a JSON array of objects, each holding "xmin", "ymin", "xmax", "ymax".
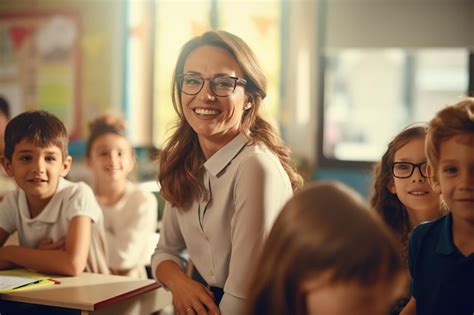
[{"xmin": 0, "ymin": 272, "xmax": 172, "ymax": 315}]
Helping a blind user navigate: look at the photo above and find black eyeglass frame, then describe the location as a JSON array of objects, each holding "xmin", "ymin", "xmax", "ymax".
[
  {"xmin": 391, "ymin": 161, "xmax": 429, "ymax": 179},
  {"xmin": 177, "ymin": 74, "xmax": 247, "ymax": 97}
]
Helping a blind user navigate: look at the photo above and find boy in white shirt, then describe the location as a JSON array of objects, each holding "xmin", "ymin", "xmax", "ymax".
[{"xmin": 0, "ymin": 110, "xmax": 109, "ymax": 275}]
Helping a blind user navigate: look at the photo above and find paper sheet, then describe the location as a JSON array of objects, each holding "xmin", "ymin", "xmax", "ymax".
[
  {"xmin": 0, "ymin": 275, "xmax": 40, "ymax": 291},
  {"xmin": 0, "ymin": 269, "xmax": 53, "ymax": 293}
]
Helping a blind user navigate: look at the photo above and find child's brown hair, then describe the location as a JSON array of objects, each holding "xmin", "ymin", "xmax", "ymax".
[
  {"xmin": 86, "ymin": 114, "xmax": 127, "ymax": 157},
  {"xmin": 426, "ymin": 98, "xmax": 474, "ymax": 176},
  {"xmin": 246, "ymin": 182, "xmax": 404, "ymax": 315},
  {"xmin": 4, "ymin": 110, "xmax": 68, "ymax": 161}
]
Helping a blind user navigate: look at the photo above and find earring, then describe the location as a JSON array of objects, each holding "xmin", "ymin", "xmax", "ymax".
[{"xmin": 244, "ymin": 103, "xmax": 252, "ymax": 110}]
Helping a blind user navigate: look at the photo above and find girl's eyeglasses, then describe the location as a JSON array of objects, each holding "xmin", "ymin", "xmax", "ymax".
[{"xmin": 392, "ymin": 161, "xmax": 429, "ymax": 178}]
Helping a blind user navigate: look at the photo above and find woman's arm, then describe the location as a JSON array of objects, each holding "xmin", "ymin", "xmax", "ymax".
[
  {"xmin": 0, "ymin": 216, "xmax": 91, "ymax": 275},
  {"xmin": 152, "ymin": 202, "xmax": 220, "ymax": 315},
  {"xmin": 221, "ymin": 154, "xmax": 292, "ymax": 313},
  {"xmin": 157, "ymin": 260, "xmax": 219, "ymax": 315}
]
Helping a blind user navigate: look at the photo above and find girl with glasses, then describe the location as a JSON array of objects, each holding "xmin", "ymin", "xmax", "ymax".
[
  {"xmin": 151, "ymin": 31, "xmax": 302, "ymax": 315},
  {"xmin": 370, "ymin": 125, "xmax": 445, "ymax": 314}
]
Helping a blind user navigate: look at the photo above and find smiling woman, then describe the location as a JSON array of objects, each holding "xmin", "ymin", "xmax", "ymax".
[
  {"xmin": 180, "ymin": 45, "xmax": 250, "ymax": 159},
  {"xmin": 151, "ymin": 31, "xmax": 302, "ymax": 315}
]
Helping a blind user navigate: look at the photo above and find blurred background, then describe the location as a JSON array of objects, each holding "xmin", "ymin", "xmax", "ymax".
[{"xmin": 0, "ymin": 0, "xmax": 472, "ymax": 198}]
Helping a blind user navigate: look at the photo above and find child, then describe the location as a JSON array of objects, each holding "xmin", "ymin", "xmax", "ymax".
[
  {"xmin": 371, "ymin": 125, "xmax": 443, "ymax": 313},
  {"xmin": 0, "ymin": 110, "xmax": 109, "ymax": 275},
  {"xmin": 246, "ymin": 182, "xmax": 406, "ymax": 315},
  {"xmin": 401, "ymin": 99, "xmax": 474, "ymax": 315},
  {"xmin": 86, "ymin": 114, "xmax": 157, "ymax": 278},
  {"xmin": 0, "ymin": 96, "xmax": 16, "ymax": 200},
  {"xmin": 0, "ymin": 95, "xmax": 10, "ymax": 157}
]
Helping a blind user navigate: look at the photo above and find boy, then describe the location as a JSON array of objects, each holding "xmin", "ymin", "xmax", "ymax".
[
  {"xmin": 401, "ymin": 99, "xmax": 474, "ymax": 315},
  {"xmin": 0, "ymin": 110, "xmax": 109, "ymax": 275}
]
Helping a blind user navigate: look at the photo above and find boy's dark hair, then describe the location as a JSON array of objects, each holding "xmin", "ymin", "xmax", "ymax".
[
  {"xmin": 4, "ymin": 110, "xmax": 69, "ymax": 161},
  {"xmin": 0, "ymin": 95, "xmax": 11, "ymax": 118}
]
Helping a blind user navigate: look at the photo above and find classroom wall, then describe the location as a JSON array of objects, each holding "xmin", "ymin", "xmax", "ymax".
[{"xmin": 326, "ymin": 0, "xmax": 474, "ymax": 49}]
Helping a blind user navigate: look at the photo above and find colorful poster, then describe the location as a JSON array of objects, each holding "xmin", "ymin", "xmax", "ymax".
[{"xmin": 0, "ymin": 12, "xmax": 80, "ymax": 138}]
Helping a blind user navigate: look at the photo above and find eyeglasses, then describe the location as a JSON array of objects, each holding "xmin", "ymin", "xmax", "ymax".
[
  {"xmin": 392, "ymin": 161, "xmax": 429, "ymax": 178},
  {"xmin": 178, "ymin": 73, "xmax": 247, "ymax": 97}
]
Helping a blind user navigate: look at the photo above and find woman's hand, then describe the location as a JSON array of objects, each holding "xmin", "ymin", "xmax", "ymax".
[
  {"xmin": 169, "ymin": 275, "xmax": 220, "ymax": 315},
  {"xmin": 156, "ymin": 260, "xmax": 220, "ymax": 315}
]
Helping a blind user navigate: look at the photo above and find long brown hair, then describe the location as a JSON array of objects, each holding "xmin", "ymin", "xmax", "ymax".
[
  {"xmin": 246, "ymin": 182, "xmax": 404, "ymax": 315},
  {"xmin": 370, "ymin": 125, "xmax": 427, "ymax": 253},
  {"xmin": 158, "ymin": 31, "xmax": 303, "ymax": 208}
]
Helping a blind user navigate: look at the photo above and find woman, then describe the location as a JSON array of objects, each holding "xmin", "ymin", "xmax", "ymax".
[{"xmin": 151, "ymin": 30, "xmax": 302, "ymax": 315}]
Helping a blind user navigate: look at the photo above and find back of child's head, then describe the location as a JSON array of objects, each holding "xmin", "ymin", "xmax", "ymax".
[
  {"xmin": 0, "ymin": 95, "xmax": 11, "ymax": 118},
  {"xmin": 4, "ymin": 110, "xmax": 68, "ymax": 161},
  {"xmin": 370, "ymin": 125, "xmax": 427, "ymax": 237},
  {"xmin": 426, "ymin": 98, "xmax": 474, "ymax": 173},
  {"xmin": 86, "ymin": 114, "xmax": 127, "ymax": 157},
  {"xmin": 246, "ymin": 181, "xmax": 404, "ymax": 315}
]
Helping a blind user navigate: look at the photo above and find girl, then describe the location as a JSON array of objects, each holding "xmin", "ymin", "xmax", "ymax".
[
  {"xmin": 151, "ymin": 31, "xmax": 302, "ymax": 315},
  {"xmin": 86, "ymin": 114, "xmax": 157, "ymax": 278},
  {"xmin": 371, "ymin": 125, "xmax": 444, "ymax": 313},
  {"xmin": 246, "ymin": 182, "xmax": 406, "ymax": 315}
]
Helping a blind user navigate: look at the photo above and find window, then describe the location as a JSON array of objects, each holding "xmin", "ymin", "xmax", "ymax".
[
  {"xmin": 319, "ymin": 0, "xmax": 473, "ymax": 165},
  {"xmin": 152, "ymin": 1, "xmax": 211, "ymax": 147},
  {"xmin": 322, "ymin": 48, "xmax": 469, "ymax": 162}
]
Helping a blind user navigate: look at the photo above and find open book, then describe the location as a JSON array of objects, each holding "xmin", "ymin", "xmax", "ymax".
[{"xmin": 0, "ymin": 269, "xmax": 55, "ymax": 293}]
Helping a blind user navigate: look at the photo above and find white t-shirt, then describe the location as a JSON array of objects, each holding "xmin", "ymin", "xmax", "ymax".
[
  {"xmin": 0, "ymin": 178, "xmax": 109, "ymax": 274},
  {"xmin": 100, "ymin": 181, "xmax": 157, "ymax": 278}
]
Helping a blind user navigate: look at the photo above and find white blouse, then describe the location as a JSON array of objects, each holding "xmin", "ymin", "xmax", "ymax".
[{"xmin": 151, "ymin": 133, "xmax": 293, "ymax": 314}]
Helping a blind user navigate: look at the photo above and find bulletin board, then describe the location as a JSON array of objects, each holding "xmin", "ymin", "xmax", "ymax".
[{"xmin": 0, "ymin": 11, "xmax": 81, "ymax": 139}]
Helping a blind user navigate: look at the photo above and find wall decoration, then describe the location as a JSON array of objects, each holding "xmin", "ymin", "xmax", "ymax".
[{"xmin": 0, "ymin": 12, "xmax": 81, "ymax": 139}]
